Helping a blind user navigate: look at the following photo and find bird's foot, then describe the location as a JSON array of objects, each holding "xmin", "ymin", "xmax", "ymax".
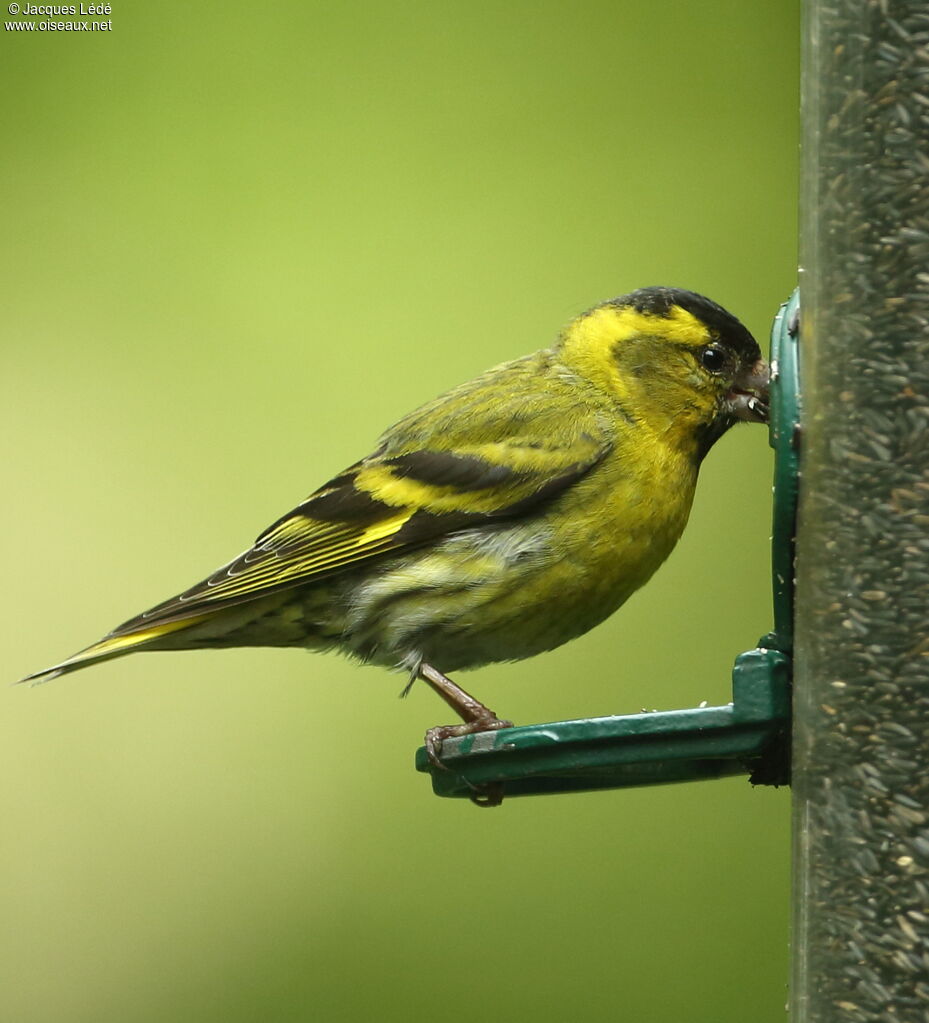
[
  {"xmin": 417, "ymin": 662, "xmax": 513, "ymax": 806},
  {"xmin": 424, "ymin": 715, "xmax": 515, "ymax": 768},
  {"xmin": 425, "ymin": 715, "xmax": 513, "ymax": 808}
]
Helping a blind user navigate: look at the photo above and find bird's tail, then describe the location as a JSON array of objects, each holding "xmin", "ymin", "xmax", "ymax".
[{"xmin": 16, "ymin": 615, "xmax": 210, "ymax": 686}]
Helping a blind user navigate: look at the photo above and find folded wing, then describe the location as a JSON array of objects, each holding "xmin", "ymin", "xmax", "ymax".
[{"xmin": 107, "ymin": 428, "xmax": 611, "ymax": 638}]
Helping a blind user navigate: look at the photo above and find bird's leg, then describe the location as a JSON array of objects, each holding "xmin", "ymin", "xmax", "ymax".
[
  {"xmin": 419, "ymin": 661, "xmax": 514, "ymax": 770},
  {"xmin": 419, "ymin": 661, "xmax": 513, "ymax": 808}
]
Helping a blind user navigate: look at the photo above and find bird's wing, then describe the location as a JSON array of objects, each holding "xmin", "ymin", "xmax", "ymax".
[{"xmin": 107, "ymin": 421, "xmax": 612, "ymax": 637}]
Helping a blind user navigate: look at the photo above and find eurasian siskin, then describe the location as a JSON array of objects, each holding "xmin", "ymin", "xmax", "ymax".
[{"xmin": 21, "ymin": 286, "xmax": 769, "ymax": 771}]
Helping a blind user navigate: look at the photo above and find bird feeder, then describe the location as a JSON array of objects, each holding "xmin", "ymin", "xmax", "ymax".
[{"xmin": 416, "ymin": 290, "xmax": 800, "ymax": 800}]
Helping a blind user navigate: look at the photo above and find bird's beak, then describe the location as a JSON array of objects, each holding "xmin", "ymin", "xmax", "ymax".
[{"xmin": 726, "ymin": 358, "xmax": 770, "ymax": 424}]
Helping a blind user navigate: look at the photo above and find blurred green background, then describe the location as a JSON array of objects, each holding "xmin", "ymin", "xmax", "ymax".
[{"xmin": 2, "ymin": 2, "xmax": 797, "ymax": 1020}]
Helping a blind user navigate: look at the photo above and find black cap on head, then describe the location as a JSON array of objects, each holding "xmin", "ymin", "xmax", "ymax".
[{"xmin": 613, "ymin": 286, "xmax": 760, "ymax": 363}]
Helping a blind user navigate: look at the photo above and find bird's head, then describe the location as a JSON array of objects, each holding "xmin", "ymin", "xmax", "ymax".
[{"xmin": 557, "ymin": 286, "xmax": 769, "ymax": 458}]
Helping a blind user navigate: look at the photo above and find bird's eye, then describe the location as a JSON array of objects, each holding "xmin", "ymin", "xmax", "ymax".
[{"xmin": 698, "ymin": 345, "xmax": 728, "ymax": 374}]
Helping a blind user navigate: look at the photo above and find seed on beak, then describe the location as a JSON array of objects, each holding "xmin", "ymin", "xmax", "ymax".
[{"xmin": 727, "ymin": 359, "xmax": 770, "ymax": 423}]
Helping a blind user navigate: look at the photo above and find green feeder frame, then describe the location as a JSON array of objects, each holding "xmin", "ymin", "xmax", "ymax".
[{"xmin": 416, "ymin": 292, "xmax": 800, "ymax": 799}]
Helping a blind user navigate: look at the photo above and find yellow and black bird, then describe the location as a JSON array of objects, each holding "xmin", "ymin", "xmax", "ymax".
[{"xmin": 21, "ymin": 287, "xmax": 768, "ymax": 766}]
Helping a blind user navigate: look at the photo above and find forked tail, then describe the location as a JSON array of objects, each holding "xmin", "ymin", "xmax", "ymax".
[{"xmin": 16, "ymin": 615, "xmax": 210, "ymax": 685}]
